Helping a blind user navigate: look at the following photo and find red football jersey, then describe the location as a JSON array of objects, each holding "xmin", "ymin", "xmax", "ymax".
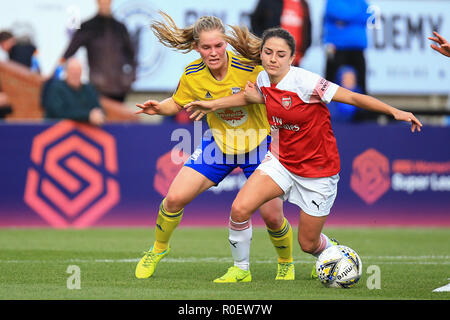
[{"xmin": 257, "ymin": 66, "xmax": 340, "ymax": 178}]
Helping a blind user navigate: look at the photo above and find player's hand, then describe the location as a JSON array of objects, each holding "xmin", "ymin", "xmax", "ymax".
[
  {"xmin": 428, "ymin": 31, "xmax": 450, "ymax": 57},
  {"xmin": 184, "ymin": 100, "xmax": 214, "ymax": 121},
  {"xmin": 244, "ymin": 81, "xmax": 264, "ymax": 104},
  {"xmin": 135, "ymin": 100, "xmax": 161, "ymax": 115},
  {"xmin": 392, "ymin": 109, "xmax": 423, "ymax": 133}
]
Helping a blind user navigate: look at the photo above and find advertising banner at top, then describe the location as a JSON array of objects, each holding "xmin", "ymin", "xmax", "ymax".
[{"xmin": 0, "ymin": 0, "xmax": 448, "ymax": 94}]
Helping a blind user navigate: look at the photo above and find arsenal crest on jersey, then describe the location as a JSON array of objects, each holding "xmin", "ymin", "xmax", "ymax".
[{"xmin": 281, "ymin": 95, "xmax": 292, "ymax": 110}]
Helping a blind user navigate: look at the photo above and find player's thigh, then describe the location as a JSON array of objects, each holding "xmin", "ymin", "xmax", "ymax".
[
  {"xmin": 231, "ymin": 169, "xmax": 284, "ymax": 222},
  {"xmin": 165, "ymin": 166, "xmax": 216, "ymax": 212}
]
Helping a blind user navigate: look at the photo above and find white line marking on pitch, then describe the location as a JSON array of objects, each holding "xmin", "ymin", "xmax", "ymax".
[
  {"xmin": 433, "ymin": 278, "xmax": 450, "ymax": 292},
  {"xmin": 0, "ymin": 255, "xmax": 449, "ymax": 265}
]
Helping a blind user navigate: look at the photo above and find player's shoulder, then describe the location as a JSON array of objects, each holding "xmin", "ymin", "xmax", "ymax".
[
  {"xmin": 183, "ymin": 57, "xmax": 207, "ymax": 77},
  {"xmin": 229, "ymin": 51, "xmax": 259, "ymax": 74},
  {"xmin": 257, "ymin": 66, "xmax": 317, "ymax": 88},
  {"xmin": 289, "ymin": 66, "xmax": 320, "ymax": 82},
  {"xmin": 281, "ymin": 66, "xmax": 321, "ymax": 90}
]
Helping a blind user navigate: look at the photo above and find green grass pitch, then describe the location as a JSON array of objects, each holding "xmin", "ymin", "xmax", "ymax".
[{"xmin": 0, "ymin": 227, "xmax": 449, "ymax": 300}]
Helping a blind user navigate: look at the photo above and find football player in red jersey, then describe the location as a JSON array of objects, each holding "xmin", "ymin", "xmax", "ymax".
[
  {"xmin": 185, "ymin": 27, "xmax": 422, "ymax": 279},
  {"xmin": 135, "ymin": 14, "xmax": 296, "ymax": 283}
]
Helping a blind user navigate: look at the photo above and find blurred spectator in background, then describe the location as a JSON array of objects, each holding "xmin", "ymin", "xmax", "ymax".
[
  {"xmin": 327, "ymin": 65, "xmax": 360, "ymax": 123},
  {"xmin": 0, "ymin": 30, "xmax": 41, "ymax": 118},
  {"xmin": 43, "ymin": 58, "xmax": 105, "ymax": 126},
  {"xmin": 61, "ymin": 0, "xmax": 136, "ymax": 103},
  {"xmin": 428, "ymin": 31, "xmax": 450, "ymax": 58},
  {"xmin": 250, "ymin": 0, "xmax": 311, "ymax": 66},
  {"xmin": 323, "ymin": 0, "xmax": 369, "ymax": 95},
  {"xmin": 0, "ymin": 30, "xmax": 41, "ymax": 73},
  {"xmin": 0, "ymin": 85, "xmax": 11, "ymax": 119}
]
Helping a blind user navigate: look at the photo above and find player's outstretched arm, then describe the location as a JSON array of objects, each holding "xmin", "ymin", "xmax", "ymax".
[
  {"xmin": 185, "ymin": 81, "xmax": 264, "ymax": 121},
  {"xmin": 332, "ymin": 87, "xmax": 423, "ymax": 133},
  {"xmin": 136, "ymin": 97, "xmax": 181, "ymax": 116},
  {"xmin": 428, "ymin": 31, "xmax": 450, "ymax": 57}
]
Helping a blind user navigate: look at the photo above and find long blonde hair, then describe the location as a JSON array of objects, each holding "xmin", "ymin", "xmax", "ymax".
[
  {"xmin": 151, "ymin": 11, "xmax": 226, "ymax": 53},
  {"xmin": 151, "ymin": 12, "xmax": 294, "ymax": 67},
  {"xmin": 224, "ymin": 25, "xmax": 262, "ymax": 66}
]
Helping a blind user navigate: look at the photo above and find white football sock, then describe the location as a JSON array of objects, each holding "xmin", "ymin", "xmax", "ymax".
[
  {"xmin": 228, "ymin": 218, "xmax": 252, "ymax": 271},
  {"xmin": 312, "ymin": 233, "xmax": 334, "ymax": 258}
]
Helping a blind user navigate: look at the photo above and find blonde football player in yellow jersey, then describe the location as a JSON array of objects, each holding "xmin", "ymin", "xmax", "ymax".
[{"xmin": 134, "ymin": 12, "xmax": 294, "ymax": 282}]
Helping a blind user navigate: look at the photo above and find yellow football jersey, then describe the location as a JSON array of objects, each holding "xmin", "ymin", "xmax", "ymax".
[{"xmin": 172, "ymin": 51, "xmax": 270, "ymax": 155}]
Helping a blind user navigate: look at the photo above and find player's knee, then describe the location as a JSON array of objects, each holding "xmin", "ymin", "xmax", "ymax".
[
  {"xmin": 163, "ymin": 193, "xmax": 187, "ymax": 213},
  {"xmin": 259, "ymin": 205, "xmax": 284, "ymax": 230},
  {"xmin": 230, "ymin": 200, "xmax": 252, "ymax": 223},
  {"xmin": 262, "ymin": 214, "xmax": 283, "ymax": 230}
]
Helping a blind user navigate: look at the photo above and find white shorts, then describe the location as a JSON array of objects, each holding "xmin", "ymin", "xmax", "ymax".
[{"xmin": 257, "ymin": 152, "xmax": 339, "ymax": 217}]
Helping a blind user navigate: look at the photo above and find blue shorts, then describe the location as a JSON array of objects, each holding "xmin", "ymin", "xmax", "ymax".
[{"xmin": 184, "ymin": 134, "xmax": 271, "ymax": 185}]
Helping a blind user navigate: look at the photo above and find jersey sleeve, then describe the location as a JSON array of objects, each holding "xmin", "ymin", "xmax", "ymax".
[
  {"xmin": 172, "ymin": 73, "xmax": 194, "ymax": 107},
  {"xmin": 294, "ymin": 68, "xmax": 339, "ymax": 104},
  {"xmin": 311, "ymin": 77, "xmax": 339, "ymax": 104},
  {"xmin": 255, "ymin": 71, "xmax": 265, "ymax": 96}
]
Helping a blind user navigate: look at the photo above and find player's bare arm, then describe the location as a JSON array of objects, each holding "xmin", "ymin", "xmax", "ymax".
[
  {"xmin": 244, "ymin": 81, "xmax": 264, "ymax": 104},
  {"xmin": 185, "ymin": 81, "xmax": 264, "ymax": 121},
  {"xmin": 332, "ymin": 87, "xmax": 423, "ymax": 132},
  {"xmin": 136, "ymin": 97, "xmax": 181, "ymax": 116},
  {"xmin": 184, "ymin": 91, "xmax": 248, "ymax": 121}
]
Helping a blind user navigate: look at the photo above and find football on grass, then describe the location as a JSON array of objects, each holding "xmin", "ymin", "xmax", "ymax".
[{"xmin": 316, "ymin": 245, "xmax": 362, "ymax": 288}]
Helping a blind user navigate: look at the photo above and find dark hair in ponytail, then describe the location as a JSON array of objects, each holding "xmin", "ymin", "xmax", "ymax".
[{"xmin": 225, "ymin": 26, "xmax": 296, "ymax": 65}]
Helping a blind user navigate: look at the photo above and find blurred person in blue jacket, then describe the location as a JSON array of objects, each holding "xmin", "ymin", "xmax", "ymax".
[
  {"xmin": 328, "ymin": 65, "xmax": 377, "ymax": 123},
  {"xmin": 0, "ymin": 30, "xmax": 40, "ymax": 73},
  {"xmin": 327, "ymin": 65, "xmax": 360, "ymax": 123},
  {"xmin": 323, "ymin": 0, "xmax": 370, "ymax": 95}
]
